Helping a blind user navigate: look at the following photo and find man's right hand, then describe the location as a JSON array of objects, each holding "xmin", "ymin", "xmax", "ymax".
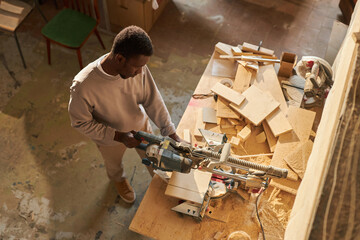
[{"xmin": 114, "ymin": 130, "xmax": 141, "ymax": 148}]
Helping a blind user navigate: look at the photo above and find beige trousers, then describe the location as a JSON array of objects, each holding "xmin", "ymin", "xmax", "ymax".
[{"xmin": 96, "ymin": 120, "xmax": 154, "ymax": 182}]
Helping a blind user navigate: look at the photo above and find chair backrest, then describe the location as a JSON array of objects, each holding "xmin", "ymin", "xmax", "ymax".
[{"xmin": 63, "ymin": 0, "xmax": 100, "ymax": 23}]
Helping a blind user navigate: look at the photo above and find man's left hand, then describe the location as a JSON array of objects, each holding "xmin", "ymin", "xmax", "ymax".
[{"xmin": 168, "ymin": 133, "xmax": 189, "ymax": 144}]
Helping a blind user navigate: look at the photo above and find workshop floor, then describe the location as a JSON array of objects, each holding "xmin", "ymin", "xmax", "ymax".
[{"xmin": 0, "ymin": 0, "xmax": 342, "ymax": 239}]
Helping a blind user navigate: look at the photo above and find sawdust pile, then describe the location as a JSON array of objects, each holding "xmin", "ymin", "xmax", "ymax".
[{"xmin": 190, "ymin": 184, "xmax": 294, "ymax": 240}]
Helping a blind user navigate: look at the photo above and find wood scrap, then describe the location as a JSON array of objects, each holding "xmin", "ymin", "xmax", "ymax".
[
  {"xmin": 237, "ymin": 124, "xmax": 251, "ymax": 142},
  {"xmin": 194, "ymin": 108, "xmax": 205, "ymax": 137},
  {"xmin": 215, "ymin": 42, "xmax": 233, "ymax": 56},
  {"xmin": 231, "ymin": 46, "xmax": 242, "ymax": 56},
  {"xmin": 212, "ymin": 59, "xmax": 237, "ymax": 78},
  {"xmin": 240, "ymin": 56, "xmax": 280, "ymax": 63},
  {"xmin": 233, "ymin": 64, "xmax": 252, "ymax": 93},
  {"xmin": 183, "ymin": 129, "xmax": 191, "ymax": 145},
  {"xmin": 202, "ymin": 107, "xmax": 217, "ymax": 124},
  {"xmin": 265, "ymin": 109, "xmax": 293, "ymax": 137},
  {"xmin": 216, "ymin": 97, "xmax": 240, "ymax": 119},
  {"xmin": 228, "ymin": 118, "xmax": 240, "ymax": 125},
  {"xmin": 229, "ymin": 85, "xmax": 280, "ymax": 126},
  {"xmin": 241, "ymin": 42, "xmax": 275, "ymax": 56},
  {"xmin": 211, "ymin": 82, "xmax": 245, "ymax": 105},
  {"xmin": 255, "ymin": 131, "xmax": 266, "ymax": 143},
  {"xmin": 220, "ymin": 54, "xmax": 278, "ymax": 60},
  {"xmin": 284, "ymin": 140, "xmax": 314, "ymax": 179},
  {"xmin": 262, "ymin": 120, "xmax": 277, "ymax": 152},
  {"xmin": 270, "ymin": 106, "xmax": 316, "ymax": 192},
  {"xmin": 230, "ymin": 136, "xmax": 241, "ymax": 146},
  {"xmin": 220, "ymin": 118, "xmax": 234, "ymax": 129}
]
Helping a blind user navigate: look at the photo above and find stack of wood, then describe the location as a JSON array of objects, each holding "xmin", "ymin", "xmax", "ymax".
[{"xmin": 192, "ymin": 42, "xmax": 318, "ymax": 195}]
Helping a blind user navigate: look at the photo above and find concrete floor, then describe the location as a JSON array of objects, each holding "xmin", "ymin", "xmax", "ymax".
[{"xmin": 0, "ymin": 0, "xmax": 343, "ymax": 239}]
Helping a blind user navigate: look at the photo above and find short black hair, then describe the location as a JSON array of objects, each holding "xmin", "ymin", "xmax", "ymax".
[{"xmin": 111, "ymin": 26, "xmax": 153, "ymax": 58}]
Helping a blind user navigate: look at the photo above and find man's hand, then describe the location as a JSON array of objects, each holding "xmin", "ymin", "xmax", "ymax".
[
  {"xmin": 169, "ymin": 133, "xmax": 189, "ymax": 144},
  {"xmin": 114, "ymin": 130, "xmax": 141, "ymax": 148}
]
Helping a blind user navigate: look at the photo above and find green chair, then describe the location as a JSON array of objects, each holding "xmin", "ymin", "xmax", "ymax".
[{"xmin": 41, "ymin": 0, "xmax": 105, "ymax": 69}]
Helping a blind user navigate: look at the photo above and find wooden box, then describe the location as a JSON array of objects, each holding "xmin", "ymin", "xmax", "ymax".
[
  {"xmin": 278, "ymin": 52, "xmax": 297, "ymax": 78},
  {"xmin": 106, "ymin": 0, "xmax": 169, "ymax": 33}
]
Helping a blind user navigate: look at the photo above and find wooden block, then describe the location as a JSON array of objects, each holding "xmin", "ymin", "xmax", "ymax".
[
  {"xmin": 211, "ymin": 82, "xmax": 245, "ymax": 105},
  {"xmin": 211, "ymin": 59, "xmax": 237, "ymax": 78},
  {"xmin": 284, "ymin": 140, "xmax": 314, "ymax": 179},
  {"xmin": 255, "ymin": 131, "xmax": 266, "ymax": 143},
  {"xmin": 265, "ymin": 109, "xmax": 293, "ymax": 137},
  {"xmin": 194, "ymin": 109, "xmax": 205, "ymax": 137},
  {"xmin": 241, "ymin": 42, "xmax": 275, "ymax": 56},
  {"xmin": 233, "ymin": 64, "xmax": 252, "ymax": 93},
  {"xmin": 230, "ymin": 136, "xmax": 241, "ymax": 146},
  {"xmin": 217, "ymin": 117, "xmax": 221, "ymax": 125},
  {"xmin": 235, "ymin": 125, "xmax": 244, "ymax": 131},
  {"xmin": 215, "ymin": 42, "xmax": 233, "ymax": 56},
  {"xmin": 231, "ymin": 46, "xmax": 243, "ymax": 56},
  {"xmin": 229, "ymin": 85, "xmax": 280, "ymax": 126},
  {"xmin": 165, "ymin": 169, "xmax": 212, "ymax": 204},
  {"xmin": 202, "ymin": 107, "xmax": 217, "ymax": 124},
  {"xmin": 228, "ymin": 118, "xmax": 240, "ymax": 125},
  {"xmin": 216, "ymin": 97, "xmax": 239, "ymax": 119},
  {"xmin": 237, "ymin": 124, "xmax": 251, "ymax": 142},
  {"xmin": 278, "ymin": 52, "xmax": 297, "ymax": 78},
  {"xmin": 220, "ymin": 118, "xmax": 233, "ymax": 129},
  {"xmin": 262, "ymin": 120, "xmax": 277, "ymax": 152},
  {"xmin": 220, "ymin": 126, "xmax": 237, "ymax": 135},
  {"xmin": 270, "ymin": 106, "xmax": 316, "ymax": 184},
  {"xmin": 183, "ymin": 129, "xmax": 191, "ymax": 145}
]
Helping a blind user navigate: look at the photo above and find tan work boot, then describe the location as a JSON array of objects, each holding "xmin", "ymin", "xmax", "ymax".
[{"xmin": 115, "ymin": 179, "xmax": 136, "ymax": 204}]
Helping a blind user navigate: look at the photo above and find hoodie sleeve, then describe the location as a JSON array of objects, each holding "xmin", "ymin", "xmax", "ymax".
[
  {"xmin": 68, "ymin": 87, "xmax": 117, "ymax": 145},
  {"xmin": 141, "ymin": 66, "xmax": 176, "ymax": 136}
]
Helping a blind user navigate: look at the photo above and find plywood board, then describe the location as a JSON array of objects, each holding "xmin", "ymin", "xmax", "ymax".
[
  {"xmin": 211, "ymin": 59, "xmax": 237, "ymax": 78},
  {"xmin": 262, "ymin": 120, "xmax": 277, "ymax": 152},
  {"xmin": 202, "ymin": 107, "xmax": 217, "ymax": 124},
  {"xmin": 211, "ymin": 82, "xmax": 245, "ymax": 105},
  {"xmin": 229, "ymin": 85, "xmax": 280, "ymax": 126},
  {"xmin": 216, "ymin": 97, "xmax": 239, "ymax": 119},
  {"xmin": 265, "ymin": 109, "xmax": 293, "ymax": 137},
  {"xmin": 284, "ymin": 140, "xmax": 313, "ymax": 179},
  {"xmin": 270, "ymin": 106, "xmax": 316, "ymax": 190},
  {"xmin": 165, "ymin": 169, "xmax": 212, "ymax": 204},
  {"xmin": 233, "ymin": 64, "xmax": 252, "ymax": 93}
]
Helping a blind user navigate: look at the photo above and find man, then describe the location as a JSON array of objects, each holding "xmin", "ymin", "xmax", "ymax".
[{"xmin": 68, "ymin": 26, "xmax": 182, "ymax": 204}]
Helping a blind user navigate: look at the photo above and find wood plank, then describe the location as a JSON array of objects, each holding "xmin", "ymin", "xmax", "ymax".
[
  {"xmin": 215, "ymin": 42, "xmax": 233, "ymax": 56},
  {"xmin": 284, "ymin": 140, "xmax": 313, "ymax": 179},
  {"xmin": 270, "ymin": 106, "xmax": 316, "ymax": 189},
  {"xmin": 262, "ymin": 120, "xmax": 278, "ymax": 152},
  {"xmin": 220, "ymin": 54, "xmax": 278, "ymax": 60},
  {"xmin": 202, "ymin": 107, "xmax": 217, "ymax": 124},
  {"xmin": 211, "ymin": 82, "xmax": 245, "ymax": 105},
  {"xmin": 216, "ymin": 97, "xmax": 239, "ymax": 119},
  {"xmin": 183, "ymin": 129, "xmax": 191, "ymax": 145},
  {"xmin": 211, "ymin": 59, "xmax": 237, "ymax": 78},
  {"xmin": 241, "ymin": 42, "xmax": 275, "ymax": 56},
  {"xmin": 233, "ymin": 64, "xmax": 252, "ymax": 93},
  {"xmin": 240, "ymin": 56, "xmax": 280, "ymax": 63},
  {"xmin": 229, "ymin": 85, "xmax": 280, "ymax": 126}
]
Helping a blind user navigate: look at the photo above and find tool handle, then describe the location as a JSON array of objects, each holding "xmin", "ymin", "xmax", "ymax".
[{"xmin": 134, "ymin": 131, "xmax": 164, "ymax": 144}]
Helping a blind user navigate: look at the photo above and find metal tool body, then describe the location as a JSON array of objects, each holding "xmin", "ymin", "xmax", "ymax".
[{"xmin": 134, "ymin": 131, "xmax": 288, "ymax": 220}]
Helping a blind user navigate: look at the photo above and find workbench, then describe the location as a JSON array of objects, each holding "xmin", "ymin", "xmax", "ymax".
[{"xmin": 129, "ymin": 51, "xmax": 286, "ymax": 240}]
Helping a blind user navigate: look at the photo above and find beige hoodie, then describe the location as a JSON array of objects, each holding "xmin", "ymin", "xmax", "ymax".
[{"xmin": 68, "ymin": 55, "xmax": 176, "ymax": 146}]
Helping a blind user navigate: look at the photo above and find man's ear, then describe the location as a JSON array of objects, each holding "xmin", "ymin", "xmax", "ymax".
[{"xmin": 115, "ymin": 54, "xmax": 126, "ymax": 64}]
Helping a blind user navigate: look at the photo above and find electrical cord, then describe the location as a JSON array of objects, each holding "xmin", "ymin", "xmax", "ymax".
[{"xmin": 256, "ymin": 187, "xmax": 266, "ymax": 240}]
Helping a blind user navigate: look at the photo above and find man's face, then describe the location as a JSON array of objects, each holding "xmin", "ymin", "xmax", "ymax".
[{"xmin": 116, "ymin": 54, "xmax": 150, "ymax": 79}]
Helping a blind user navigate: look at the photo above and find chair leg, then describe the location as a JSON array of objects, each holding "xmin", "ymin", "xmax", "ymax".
[
  {"xmin": 94, "ymin": 29, "xmax": 105, "ymax": 49},
  {"xmin": 14, "ymin": 32, "xmax": 26, "ymax": 69},
  {"xmin": 46, "ymin": 39, "xmax": 51, "ymax": 65},
  {"xmin": 35, "ymin": 0, "xmax": 48, "ymax": 22},
  {"xmin": 76, "ymin": 49, "xmax": 83, "ymax": 69}
]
